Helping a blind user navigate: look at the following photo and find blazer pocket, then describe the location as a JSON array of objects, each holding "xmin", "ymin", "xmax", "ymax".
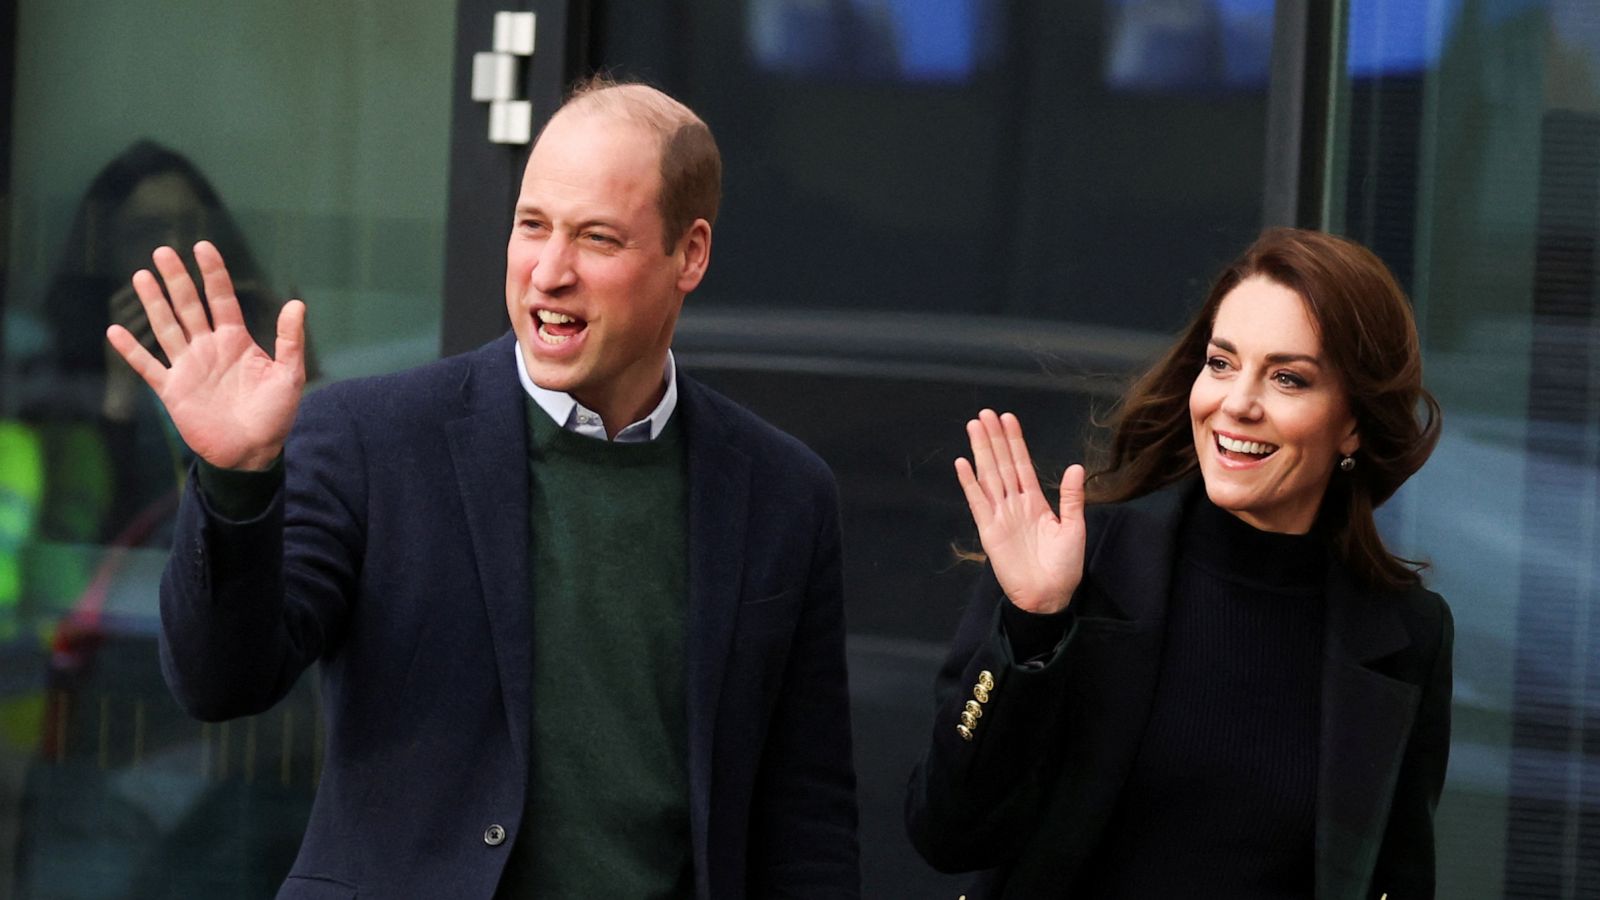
[{"xmin": 279, "ymin": 875, "xmax": 358, "ymax": 899}]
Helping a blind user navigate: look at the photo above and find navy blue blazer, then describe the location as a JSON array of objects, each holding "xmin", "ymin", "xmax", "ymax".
[
  {"xmin": 907, "ymin": 480, "xmax": 1453, "ymax": 900},
  {"xmin": 159, "ymin": 334, "xmax": 860, "ymax": 899}
]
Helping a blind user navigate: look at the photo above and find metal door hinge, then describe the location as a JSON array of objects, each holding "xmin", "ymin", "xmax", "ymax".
[{"xmin": 471, "ymin": 12, "xmax": 537, "ymax": 144}]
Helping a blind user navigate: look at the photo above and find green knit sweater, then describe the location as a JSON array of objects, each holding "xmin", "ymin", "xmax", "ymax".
[{"xmin": 497, "ymin": 398, "xmax": 693, "ymax": 899}]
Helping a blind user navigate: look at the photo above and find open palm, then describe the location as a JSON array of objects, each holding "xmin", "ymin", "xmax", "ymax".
[
  {"xmin": 106, "ymin": 241, "xmax": 306, "ymax": 471},
  {"xmin": 954, "ymin": 410, "xmax": 1086, "ymax": 614}
]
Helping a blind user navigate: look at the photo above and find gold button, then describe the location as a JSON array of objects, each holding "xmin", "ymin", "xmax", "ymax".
[
  {"xmin": 978, "ymin": 670, "xmax": 995, "ymax": 690},
  {"xmin": 960, "ymin": 710, "xmax": 978, "ymax": 729},
  {"xmin": 956, "ymin": 724, "xmax": 973, "ymax": 741},
  {"xmin": 972, "ymin": 684, "xmax": 990, "ymax": 704},
  {"xmin": 964, "ymin": 700, "xmax": 983, "ymax": 719}
]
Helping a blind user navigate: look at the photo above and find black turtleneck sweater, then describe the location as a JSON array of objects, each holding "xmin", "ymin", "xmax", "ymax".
[{"xmin": 1008, "ymin": 493, "xmax": 1328, "ymax": 897}]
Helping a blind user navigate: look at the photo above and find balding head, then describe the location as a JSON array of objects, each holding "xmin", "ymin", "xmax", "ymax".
[{"xmin": 544, "ymin": 77, "xmax": 722, "ymax": 253}]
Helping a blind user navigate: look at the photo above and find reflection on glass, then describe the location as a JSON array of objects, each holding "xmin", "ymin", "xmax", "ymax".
[
  {"xmin": 1103, "ymin": 0, "xmax": 1275, "ymax": 91},
  {"xmin": 3, "ymin": 140, "xmax": 319, "ymax": 898},
  {"xmin": 1337, "ymin": 0, "xmax": 1600, "ymax": 894},
  {"xmin": 747, "ymin": 0, "xmax": 1002, "ymax": 82}
]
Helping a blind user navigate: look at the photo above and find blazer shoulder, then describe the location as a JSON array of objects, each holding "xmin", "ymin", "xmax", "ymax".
[
  {"xmin": 1081, "ymin": 478, "xmax": 1193, "ymax": 561},
  {"xmin": 301, "ymin": 335, "xmax": 507, "ymax": 423},
  {"xmin": 1393, "ymin": 582, "xmax": 1453, "ymax": 649}
]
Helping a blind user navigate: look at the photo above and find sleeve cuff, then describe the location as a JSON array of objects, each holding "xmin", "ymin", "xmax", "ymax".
[
  {"xmin": 1000, "ymin": 600, "xmax": 1075, "ymax": 666},
  {"xmin": 196, "ymin": 456, "xmax": 283, "ymax": 521}
]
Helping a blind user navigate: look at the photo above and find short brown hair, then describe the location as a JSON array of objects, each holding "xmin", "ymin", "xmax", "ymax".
[
  {"xmin": 1089, "ymin": 227, "xmax": 1441, "ymax": 590},
  {"xmin": 558, "ymin": 75, "xmax": 722, "ymax": 252}
]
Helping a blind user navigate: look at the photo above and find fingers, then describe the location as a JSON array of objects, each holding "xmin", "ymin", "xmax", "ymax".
[
  {"xmin": 1058, "ymin": 463, "xmax": 1086, "ymax": 525},
  {"xmin": 1000, "ymin": 412, "xmax": 1044, "ymax": 498},
  {"xmin": 151, "ymin": 246, "xmax": 212, "ymax": 338},
  {"xmin": 105, "ymin": 324, "xmax": 168, "ymax": 391},
  {"xmin": 953, "ymin": 457, "xmax": 992, "ymax": 530},
  {"xmin": 273, "ymin": 300, "xmax": 308, "ymax": 378},
  {"xmin": 195, "ymin": 240, "xmax": 246, "ymax": 329},
  {"xmin": 132, "ymin": 267, "xmax": 189, "ymax": 362},
  {"xmin": 978, "ymin": 410, "xmax": 1022, "ymax": 496},
  {"xmin": 965, "ymin": 416, "xmax": 999, "ymax": 502}
]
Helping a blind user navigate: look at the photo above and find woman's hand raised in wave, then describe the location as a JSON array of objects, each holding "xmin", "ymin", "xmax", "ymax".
[
  {"xmin": 955, "ymin": 410, "xmax": 1086, "ymax": 615},
  {"xmin": 105, "ymin": 241, "xmax": 306, "ymax": 472}
]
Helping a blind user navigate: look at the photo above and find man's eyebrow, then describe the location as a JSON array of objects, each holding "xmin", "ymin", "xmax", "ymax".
[
  {"xmin": 1207, "ymin": 338, "xmax": 1323, "ymax": 367},
  {"xmin": 511, "ymin": 205, "xmax": 624, "ymax": 232}
]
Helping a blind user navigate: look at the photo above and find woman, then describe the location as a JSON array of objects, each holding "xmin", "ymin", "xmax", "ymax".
[
  {"xmin": 906, "ymin": 228, "xmax": 1451, "ymax": 898},
  {"xmin": 23, "ymin": 139, "xmax": 302, "ymax": 545}
]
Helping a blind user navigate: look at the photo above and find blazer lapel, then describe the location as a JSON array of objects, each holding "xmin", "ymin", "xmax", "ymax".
[
  {"xmin": 1314, "ymin": 565, "xmax": 1419, "ymax": 900},
  {"xmin": 445, "ymin": 336, "xmax": 533, "ymax": 774},
  {"xmin": 678, "ymin": 375, "xmax": 751, "ymax": 891}
]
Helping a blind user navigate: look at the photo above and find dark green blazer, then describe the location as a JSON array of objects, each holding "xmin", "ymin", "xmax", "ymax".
[{"xmin": 906, "ymin": 479, "xmax": 1453, "ymax": 900}]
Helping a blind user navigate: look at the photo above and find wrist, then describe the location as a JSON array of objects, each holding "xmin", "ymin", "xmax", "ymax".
[
  {"xmin": 226, "ymin": 445, "xmax": 285, "ymax": 473},
  {"xmin": 1007, "ymin": 585, "xmax": 1076, "ymax": 615}
]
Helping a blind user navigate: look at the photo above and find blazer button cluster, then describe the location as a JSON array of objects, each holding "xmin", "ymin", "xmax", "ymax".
[
  {"xmin": 956, "ymin": 670, "xmax": 996, "ymax": 742},
  {"xmin": 484, "ymin": 824, "xmax": 506, "ymax": 846}
]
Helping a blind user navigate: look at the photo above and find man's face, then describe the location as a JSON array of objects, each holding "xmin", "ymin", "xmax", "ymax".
[{"xmin": 505, "ymin": 108, "xmax": 708, "ymax": 428}]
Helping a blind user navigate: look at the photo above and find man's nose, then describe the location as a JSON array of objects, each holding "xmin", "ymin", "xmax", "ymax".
[{"xmin": 529, "ymin": 233, "xmax": 577, "ymax": 294}]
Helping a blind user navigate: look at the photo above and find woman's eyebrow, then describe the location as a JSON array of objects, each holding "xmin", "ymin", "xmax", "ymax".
[{"xmin": 1208, "ymin": 338, "xmax": 1323, "ymax": 368}]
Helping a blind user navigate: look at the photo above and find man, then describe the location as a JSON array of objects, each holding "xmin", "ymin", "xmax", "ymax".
[{"xmin": 108, "ymin": 80, "xmax": 860, "ymax": 898}]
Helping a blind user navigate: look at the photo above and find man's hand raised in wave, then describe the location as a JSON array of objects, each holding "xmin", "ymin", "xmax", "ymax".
[{"xmin": 106, "ymin": 241, "xmax": 307, "ymax": 472}]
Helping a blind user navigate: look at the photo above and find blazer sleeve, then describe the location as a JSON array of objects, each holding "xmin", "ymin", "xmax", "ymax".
[
  {"xmin": 905, "ymin": 565, "xmax": 1084, "ymax": 873},
  {"xmin": 744, "ymin": 472, "xmax": 862, "ymax": 898},
  {"xmin": 1370, "ymin": 596, "xmax": 1455, "ymax": 897},
  {"xmin": 158, "ymin": 388, "xmax": 368, "ymax": 721}
]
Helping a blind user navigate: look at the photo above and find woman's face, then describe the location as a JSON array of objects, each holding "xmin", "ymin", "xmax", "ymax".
[
  {"xmin": 108, "ymin": 171, "xmax": 207, "ymax": 284},
  {"xmin": 1188, "ymin": 276, "xmax": 1359, "ymax": 534}
]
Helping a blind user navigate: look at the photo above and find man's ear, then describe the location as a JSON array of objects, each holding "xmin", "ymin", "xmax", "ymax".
[{"xmin": 674, "ymin": 219, "xmax": 712, "ymax": 294}]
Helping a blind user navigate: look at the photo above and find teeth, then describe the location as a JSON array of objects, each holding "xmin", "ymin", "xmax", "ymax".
[
  {"xmin": 537, "ymin": 309, "xmax": 577, "ymax": 324},
  {"xmin": 536, "ymin": 325, "xmax": 570, "ymax": 345},
  {"xmin": 1218, "ymin": 434, "xmax": 1278, "ymax": 456}
]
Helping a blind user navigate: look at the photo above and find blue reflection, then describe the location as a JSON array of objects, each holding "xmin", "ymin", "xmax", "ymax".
[
  {"xmin": 747, "ymin": 0, "xmax": 997, "ymax": 82},
  {"xmin": 1104, "ymin": 0, "xmax": 1276, "ymax": 91},
  {"xmin": 1345, "ymin": 0, "xmax": 1465, "ymax": 77}
]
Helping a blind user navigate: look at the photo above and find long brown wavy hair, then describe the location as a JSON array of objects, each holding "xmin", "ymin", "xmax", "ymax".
[{"xmin": 1087, "ymin": 227, "xmax": 1441, "ymax": 590}]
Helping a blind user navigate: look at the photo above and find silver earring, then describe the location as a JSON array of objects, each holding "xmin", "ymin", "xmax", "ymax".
[{"xmin": 1339, "ymin": 455, "xmax": 1355, "ymax": 472}]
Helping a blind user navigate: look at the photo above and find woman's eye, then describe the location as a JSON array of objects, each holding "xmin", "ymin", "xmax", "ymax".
[
  {"xmin": 1205, "ymin": 356, "xmax": 1229, "ymax": 372},
  {"xmin": 1274, "ymin": 371, "xmax": 1308, "ymax": 388}
]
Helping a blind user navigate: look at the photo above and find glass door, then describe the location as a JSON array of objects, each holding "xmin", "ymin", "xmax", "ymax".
[
  {"xmin": 1330, "ymin": 0, "xmax": 1600, "ymax": 895},
  {"xmin": 0, "ymin": 1, "xmax": 536, "ymax": 893}
]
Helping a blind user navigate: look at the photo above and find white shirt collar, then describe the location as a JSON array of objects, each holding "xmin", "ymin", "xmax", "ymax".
[{"xmin": 514, "ymin": 340, "xmax": 678, "ymax": 443}]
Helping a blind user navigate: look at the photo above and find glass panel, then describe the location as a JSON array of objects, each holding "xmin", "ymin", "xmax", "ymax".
[
  {"xmin": 1, "ymin": 2, "xmax": 456, "ymax": 894},
  {"xmin": 1332, "ymin": 0, "xmax": 1600, "ymax": 896},
  {"xmin": 595, "ymin": 1, "xmax": 1279, "ymax": 894}
]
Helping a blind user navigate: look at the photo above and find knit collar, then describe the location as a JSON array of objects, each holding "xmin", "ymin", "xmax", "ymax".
[{"xmin": 1180, "ymin": 489, "xmax": 1328, "ymax": 591}]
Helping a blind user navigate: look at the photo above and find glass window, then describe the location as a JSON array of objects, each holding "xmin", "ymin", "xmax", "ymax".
[
  {"xmin": 594, "ymin": 1, "xmax": 1280, "ymax": 893},
  {"xmin": 0, "ymin": 3, "xmax": 456, "ymax": 894},
  {"xmin": 1333, "ymin": 0, "xmax": 1600, "ymax": 895}
]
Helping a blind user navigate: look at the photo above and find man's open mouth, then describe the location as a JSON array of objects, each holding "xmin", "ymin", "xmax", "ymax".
[{"xmin": 536, "ymin": 309, "xmax": 587, "ymax": 345}]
